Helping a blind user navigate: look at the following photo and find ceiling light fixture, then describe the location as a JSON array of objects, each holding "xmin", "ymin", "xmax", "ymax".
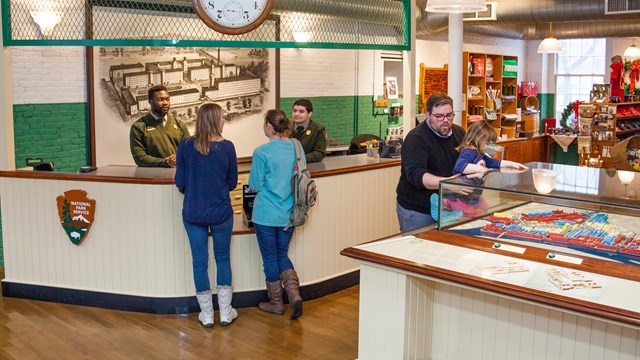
[
  {"xmin": 293, "ymin": 32, "xmax": 310, "ymax": 43},
  {"xmin": 425, "ymin": 0, "xmax": 487, "ymax": 13},
  {"xmin": 30, "ymin": 10, "xmax": 63, "ymax": 37},
  {"xmin": 624, "ymin": 38, "xmax": 640, "ymax": 58},
  {"xmin": 537, "ymin": 23, "xmax": 563, "ymax": 54}
]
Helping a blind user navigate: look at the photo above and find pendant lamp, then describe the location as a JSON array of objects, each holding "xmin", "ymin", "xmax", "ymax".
[
  {"xmin": 537, "ymin": 23, "xmax": 563, "ymax": 54},
  {"xmin": 425, "ymin": 0, "xmax": 487, "ymax": 13},
  {"xmin": 30, "ymin": 10, "xmax": 63, "ymax": 37},
  {"xmin": 624, "ymin": 38, "xmax": 640, "ymax": 58}
]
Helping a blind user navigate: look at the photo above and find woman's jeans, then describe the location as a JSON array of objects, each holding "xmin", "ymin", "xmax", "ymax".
[
  {"xmin": 183, "ymin": 216, "xmax": 233, "ymax": 292},
  {"xmin": 254, "ymin": 223, "xmax": 295, "ymax": 282}
]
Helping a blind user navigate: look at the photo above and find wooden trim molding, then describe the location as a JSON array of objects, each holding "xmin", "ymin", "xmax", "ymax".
[{"xmin": 0, "ymin": 156, "xmax": 400, "ymax": 184}]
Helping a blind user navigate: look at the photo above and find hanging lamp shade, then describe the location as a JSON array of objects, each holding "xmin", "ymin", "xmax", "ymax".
[
  {"xmin": 537, "ymin": 23, "xmax": 563, "ymax": 54},
  {"xmin": 624, "ymin": 38, "xmax": 640, "ymax": 57},
  {"xmin": 537, "ymin": 37, "xmax": 563, "ymax": 53},
  {"xmin": 425, "ymin": 0, "xmax": 487, "ymax": 13}
]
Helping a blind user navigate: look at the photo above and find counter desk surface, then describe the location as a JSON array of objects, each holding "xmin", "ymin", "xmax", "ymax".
[
  {"xmin": 0, "ymin": 153, "xmax": 399, "ymax": 183},
  {"xmin": 0, "ymin": 154, "xmax": 401, "ymax": 313}
]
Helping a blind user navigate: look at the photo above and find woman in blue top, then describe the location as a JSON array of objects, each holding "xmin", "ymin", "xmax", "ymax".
[
  {"xmin": 431, "ymin": 120, "xmax": 527, "ymax": 221},
  {"xmin": 249, "ymin": 109, "xmax": 303, "ymax": 320},
  {"xmin": 175, "ymin": 103, "xmax": 239, "ymax": 328}
]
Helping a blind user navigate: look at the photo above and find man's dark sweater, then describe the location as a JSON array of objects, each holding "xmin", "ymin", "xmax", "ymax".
[{"xmin": 396, "ymin": 121, "xmax": 465, "ymax": 215}]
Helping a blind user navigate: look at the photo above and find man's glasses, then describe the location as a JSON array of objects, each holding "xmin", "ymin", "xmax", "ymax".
[{"xmin": 429, "ymin": 112, "xmax": 455, "ymax": 121}]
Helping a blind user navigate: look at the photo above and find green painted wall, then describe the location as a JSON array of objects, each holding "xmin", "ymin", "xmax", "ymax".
[
  {"xmin": 281, "ymin": 95, "xmax": 412, "ymax": 145},
  {"xmin": 1, "ymin": 102, "xmax": 89, "ymax": 267},
  {"xmin": 537, "ymin": 93, "xmax": 578, "ymax": 165},
  {"xmin": 552, "ymin": 144, "xmax": 579, "ymax": 165},
  {"xmin": 538, "ymin": 93, "xmax": 556, "ymax": 121},
  {"xmin": 13, "ymin": 103, "xmax": 89, "ymax": 172}
]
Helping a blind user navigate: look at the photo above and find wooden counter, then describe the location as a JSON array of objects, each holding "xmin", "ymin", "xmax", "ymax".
[
  {"xmin": 0, "ymin": 154, "xmax": 401, "ymax": 313},
  {"xmin": 0, "ymin": 154, "xmax": 399, "ymax": 183},
  {"xmin": 495, "ymin": 135, "xmax": 548, "ymax": 164}
]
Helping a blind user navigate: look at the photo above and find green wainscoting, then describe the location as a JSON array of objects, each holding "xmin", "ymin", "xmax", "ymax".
[
  {"xmin": 13, "ymin": 103, "xmax": 89, "ymax": 172},
  {"xmin": 281, "ymin": 96, "xmax": 404, "ymax": 145},
  {"xmin": 538, "ymin": 93, "xmax": 578, "ymax": 165}
]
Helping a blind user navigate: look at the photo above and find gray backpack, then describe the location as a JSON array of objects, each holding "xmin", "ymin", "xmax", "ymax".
[{"xmin": 286, "ymin": 138, "xmax": 317, "ymax": 230}]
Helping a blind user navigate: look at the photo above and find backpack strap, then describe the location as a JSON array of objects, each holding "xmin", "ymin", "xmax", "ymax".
[
  {"xmin": 290, "ymin": 138, "xmax": 306, "ymax": 173},
  {"xmin": 285, "ymin": 139, "xmax": 303, "ymax": 231}
]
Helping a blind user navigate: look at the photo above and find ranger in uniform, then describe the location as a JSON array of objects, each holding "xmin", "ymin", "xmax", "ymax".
[
  {"xmin": 130, "ymin": 85, "xmax": 190, "ymax": 167},
  {"xmin": 290, "ymin": 99, "xmax": 327, "ymax": 163}
]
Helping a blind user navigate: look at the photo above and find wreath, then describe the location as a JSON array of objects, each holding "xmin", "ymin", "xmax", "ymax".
[{"xmin": 560, "ymin": 101, "xmax": 574, "ymax": 129}]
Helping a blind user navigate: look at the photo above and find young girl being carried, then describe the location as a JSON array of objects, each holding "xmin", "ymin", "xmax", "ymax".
[{"xmin": 431, "ymin": 120, "xmax": 528, "ymax": 221}]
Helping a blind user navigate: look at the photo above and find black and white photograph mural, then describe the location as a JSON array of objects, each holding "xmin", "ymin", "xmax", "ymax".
[{"xmin": 92, "ymin": 46, "xmax": 276, "ymax": 166}]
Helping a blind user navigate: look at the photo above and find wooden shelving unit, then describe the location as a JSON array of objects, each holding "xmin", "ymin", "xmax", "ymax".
[
  {"xmin": 462, "ymin": 52, "xmax": 518, "ymax": 138},
  {"xmin": 585, "ymin": 102, "xmax": 640, "ymax": 169}
]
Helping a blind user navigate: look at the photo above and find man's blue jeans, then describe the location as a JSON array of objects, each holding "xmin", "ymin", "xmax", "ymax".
[
  {"xmin": 396, "ymin": 202, "xmax": 435, "ymax": 233},
  {"xmin": 254, "ymin": 223, "xmax": 295, "ymax": 282},
  {"xmin": 183, "ymin": 216, "xmax": 234, "ymax": 292}
]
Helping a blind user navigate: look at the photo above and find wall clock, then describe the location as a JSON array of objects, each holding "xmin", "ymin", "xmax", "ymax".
[{"xmin": 193, "ymin": 0, "xmax": 275, "ymax": 35}]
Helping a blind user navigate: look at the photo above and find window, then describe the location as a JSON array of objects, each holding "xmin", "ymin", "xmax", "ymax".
[{"xmin": 555, "ymin": 38, "xmax": 606, "ymax": 120}]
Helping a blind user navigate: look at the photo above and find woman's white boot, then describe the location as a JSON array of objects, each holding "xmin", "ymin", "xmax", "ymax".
[
  {"xmin": 196, "ymin": 291, "xmax": 214, "ymax": 328},
  {"xmin": 217, "ymin": 285, "xmax": 238, "ymax": 326}
]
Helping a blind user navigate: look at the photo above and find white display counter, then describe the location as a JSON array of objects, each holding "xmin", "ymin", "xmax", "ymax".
[{"xmin": 0, "ymin": 154, "xmax": 400, "ymax": 313}]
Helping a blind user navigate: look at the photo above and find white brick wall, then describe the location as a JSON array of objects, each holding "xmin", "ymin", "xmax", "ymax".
[
  {"xmin": 416, "ymin": 33, "xmax": 528, "ymax": 83},
  {"xmin": 11, "ymin": 46, "xmax": 86, "ymax": 104},
  {"xmin": 9, "ymin": 35, "xmax": 532, "ymax": 105},
  {"xmin": 280, "ymin": 48, "xmax": 359, "ymax": 98}
]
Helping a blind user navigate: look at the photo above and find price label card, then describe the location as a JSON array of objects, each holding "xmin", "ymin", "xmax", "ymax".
[
  {"xmin": 492, "ymin": 242, "xmax": 526, "ymax": 254},
  {"xmin": 547, "ymin": 253, "xmax": 583, "ymax": 265}
]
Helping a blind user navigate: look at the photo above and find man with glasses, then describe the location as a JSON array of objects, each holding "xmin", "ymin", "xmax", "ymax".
[{"xmin": 396, "ymin": 93, "xmax": 466, "ymax": 231}]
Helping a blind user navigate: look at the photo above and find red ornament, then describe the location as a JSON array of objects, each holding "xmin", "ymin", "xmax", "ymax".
[{"xmin": 630, "ymin": 61, "xmax": 640, "ymax": 91}]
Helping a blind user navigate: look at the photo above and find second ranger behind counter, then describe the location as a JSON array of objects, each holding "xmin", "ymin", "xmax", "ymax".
[{"xmin": 290, "ymin": 99, "xmax": 327, "ymax": 163}]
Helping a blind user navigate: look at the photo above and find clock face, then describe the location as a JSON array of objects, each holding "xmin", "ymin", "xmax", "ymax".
[{"xmin": 193, "ymin": 0, "xmax": 274, "ymax": 35}]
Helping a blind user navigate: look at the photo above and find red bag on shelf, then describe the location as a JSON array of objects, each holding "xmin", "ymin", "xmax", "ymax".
[
  {"xmin": 473, "ymin": 58, "xmax": 485, "ymax": 76},
  {"xmin": 520, "ymin": 81, "xmax": 538, "ymax": 97}
]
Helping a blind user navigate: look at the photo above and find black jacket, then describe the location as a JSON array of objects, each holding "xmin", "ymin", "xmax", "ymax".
[{"xmin": 396, "ymin": 121, "xmax": 465, "ymax": 215}]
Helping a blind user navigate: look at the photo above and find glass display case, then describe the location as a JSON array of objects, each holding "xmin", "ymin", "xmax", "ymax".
[
  {"xmin": 342, "ymin": 162, "xmax": 640, "ymax": 359},
  {"xmin": 437, "ymin": 162, "xmax": 640, "ymax": 267}
]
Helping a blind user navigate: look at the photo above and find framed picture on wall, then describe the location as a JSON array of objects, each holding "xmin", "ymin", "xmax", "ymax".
[
  {"xmin": 386, "ymin": 76, "xmax": 399, "ymax": 100},
  {"xmin": 88, "ymin": 46, "xmax": 279, "ymax": 166}
]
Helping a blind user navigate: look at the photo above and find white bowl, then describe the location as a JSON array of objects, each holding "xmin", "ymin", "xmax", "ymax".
[{"xmin": 532, "ymin": 169, "xmax": 556, "ymax": 194}]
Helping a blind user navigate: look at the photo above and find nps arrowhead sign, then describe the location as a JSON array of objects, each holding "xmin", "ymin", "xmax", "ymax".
[{"xmin": 56, "ymin": 189, "xmax": 96, "ymax": 245}]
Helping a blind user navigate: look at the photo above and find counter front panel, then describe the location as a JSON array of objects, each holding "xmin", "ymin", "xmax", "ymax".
[{"xmin": 0, "ymin": 154, "xmax": 401, "ymax": 313}]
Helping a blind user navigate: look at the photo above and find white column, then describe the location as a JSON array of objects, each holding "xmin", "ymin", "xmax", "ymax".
[
  {"xmin": 541, "ymin": 53, "xmax": 557, "ymax": 118},
  {"xmin": 448, "ymin": 13, "xmax": 463, "ymax": 125},
  {"xmin": 0, "ymin": 5, "xmax": 16, "ymax": 170},
  {"xmin": 402, "ymin": 1, "xmax": 417, "ymax": 134}
]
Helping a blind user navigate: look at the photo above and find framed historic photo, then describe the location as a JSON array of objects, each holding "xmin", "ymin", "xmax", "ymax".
[
  {"xmin": 386, "ymin": 76, "xmax": 399, "ymax": 100},
  {"xmin": 88, "ymin": 47, "xmax": 278, "ymax": 166}
]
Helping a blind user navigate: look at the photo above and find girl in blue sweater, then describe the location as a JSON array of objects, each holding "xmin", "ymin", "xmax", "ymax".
[
  {"xmin": 175, "ymin": 103, "xmax": 238, "ymax": 328},
  {"xmin": 249, "ymin": 109, "xmax": 303, "ymax": 320},
  {"xmin": 431, "ymin": 121, "xmax": 527, "ymax": 221}
]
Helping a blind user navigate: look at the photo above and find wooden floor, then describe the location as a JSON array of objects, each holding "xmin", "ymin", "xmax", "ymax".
[{"xmin": 0, "ymin": 269, "xmax": 359, "ymax": 360}]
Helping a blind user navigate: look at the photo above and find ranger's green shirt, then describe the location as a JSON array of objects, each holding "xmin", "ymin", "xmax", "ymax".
[
  {"xmin": 291, "ymin": 119, "xmax": 327, "ymax": 163},
  {"xmin": 129, "ymin": 113, "xmax": 190, "ymax": 167}
]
